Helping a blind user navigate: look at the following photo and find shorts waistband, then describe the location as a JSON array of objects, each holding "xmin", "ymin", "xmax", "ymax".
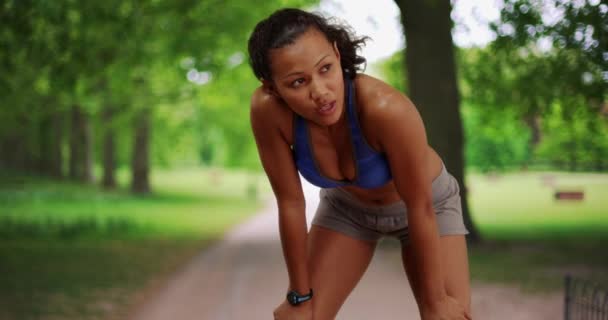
[{"xmin": 322, "ymin": 163, "xmax": 450, "ymax": 216}]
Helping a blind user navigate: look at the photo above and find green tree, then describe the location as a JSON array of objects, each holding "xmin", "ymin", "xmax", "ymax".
[
  {"xmin": 473, "ymin": 0, "xmax": 608, "ymax": 170},
  {"xmin": 0, "ymin": 0, "xmax": 316, "ymax": 194}
]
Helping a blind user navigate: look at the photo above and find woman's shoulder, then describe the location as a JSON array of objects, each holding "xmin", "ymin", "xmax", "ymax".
[
  {"xmin": 353, "ymin": 73, "xmax": 392, "ymax": 93},
  {"xmin": 352, "ymin": 74, "xmax": 420, "ymax": 151},
  {"xmin": 251, "ymin": 86, "xmax": 281, "ymax": 112},
  {"xmin": 250, "ymin": 86, "xmax": 294, "ymax": 144},
  {"xmin": 353, "ymin": 73, "xmax": 414, "ymax": 122}
]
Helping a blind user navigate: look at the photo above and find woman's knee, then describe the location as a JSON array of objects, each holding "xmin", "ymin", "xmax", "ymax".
[{"xmin": 401, "ymin": 235, "xmax": 471, "ymax": 312}]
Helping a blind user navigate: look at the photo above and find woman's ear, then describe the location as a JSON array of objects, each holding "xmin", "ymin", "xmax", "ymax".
[
  {"xmin": 333, "ymin": 41, "xmax": 341, "ymax": 60},
  {"xmin": 262, "ymin": 79, "xmax": 280, "ymax": 98}
]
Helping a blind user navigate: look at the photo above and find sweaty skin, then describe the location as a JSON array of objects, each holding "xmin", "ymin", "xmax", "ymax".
[
  {"xmin": 250, "ymin": 27, "xmax": 471, "ymax": 320},
  {"xmin": 255, "ymin": 28, "xmax": 444, "ymax": 206}
]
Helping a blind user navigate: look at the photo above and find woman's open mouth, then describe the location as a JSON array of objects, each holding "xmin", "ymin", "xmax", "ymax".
[{"xmin": 317, "ymin": 101, "xmax": 336, "ymax": 116}]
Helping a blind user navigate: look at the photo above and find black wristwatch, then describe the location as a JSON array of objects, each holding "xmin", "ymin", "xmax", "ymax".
[{"xmin": 286, "ymin": 289, "xmax": 313, "ymax": 306}]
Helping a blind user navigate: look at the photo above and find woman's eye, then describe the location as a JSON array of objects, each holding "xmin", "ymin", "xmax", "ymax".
[
  {"xmin": 321, "ymin": 64, "xmax": 331, "ymax": 73},
  {"xmin": 291, "ymin": 78, "xmax": 305, "ymax": 88}
]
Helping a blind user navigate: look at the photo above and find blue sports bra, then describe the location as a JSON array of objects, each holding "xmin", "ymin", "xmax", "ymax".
[{"xmin": 292, "ymin": 77, "xmax": 392, "ymax": 189}]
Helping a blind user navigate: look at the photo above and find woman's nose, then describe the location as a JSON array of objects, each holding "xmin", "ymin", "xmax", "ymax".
[{"xmin": 309, "ymin": 80, "xmax": 328, "ymax": 102}]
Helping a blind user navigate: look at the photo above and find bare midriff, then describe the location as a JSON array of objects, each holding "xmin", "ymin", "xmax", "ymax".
[{"xmin": 341, "ymin": 147, "xmax": 444, "ymax": 207}]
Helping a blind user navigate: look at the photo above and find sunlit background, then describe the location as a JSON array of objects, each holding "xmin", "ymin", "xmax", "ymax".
[{"xmin": 0, "ymin": 0, "xmax": 606, "ymax": 319}]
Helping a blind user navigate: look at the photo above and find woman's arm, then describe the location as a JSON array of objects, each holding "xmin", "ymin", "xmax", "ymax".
[
  {"xmin": 250, "ymin": 90, "xmax": 311, "ymax": 294},
  {"xmin": 369, "ymin": 88, "xmax": 448, "ymax": 313}
]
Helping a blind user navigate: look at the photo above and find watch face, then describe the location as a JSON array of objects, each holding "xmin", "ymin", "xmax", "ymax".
[{"xmin": 287, "ymin": 291, "xmax": 298, "ymax": 305}]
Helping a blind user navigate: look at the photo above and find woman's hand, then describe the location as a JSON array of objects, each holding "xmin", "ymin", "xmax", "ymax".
[
  {"xmin": 421, "ymin": 295, "xmax": 472, "ymax": 320},
  {"xmin": 273, "ymin": 299, "xmax": 313, "ymax": 320}
]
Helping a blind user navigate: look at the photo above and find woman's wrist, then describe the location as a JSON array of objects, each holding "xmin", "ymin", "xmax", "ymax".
[
  {"xmin": 288, "ymin": 269, "xmax": 311, "ymax": 293},
  {"xmin": 288, "ymin": 284, "xmax": 311, "ymax": 294},
  {"xmin": 420, "ymin": 290, "xmax": 448, "ymax": 314}
]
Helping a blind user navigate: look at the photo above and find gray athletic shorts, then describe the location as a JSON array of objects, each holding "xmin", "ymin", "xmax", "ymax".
[{"xmin": 311, "ymin": 164, "xmax": 469, "ymax": 246}]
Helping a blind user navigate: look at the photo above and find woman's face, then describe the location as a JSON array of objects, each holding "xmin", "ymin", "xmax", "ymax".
[{"xmin": 266, "ymin": 28, "xmax": 345, "ymax": 127}]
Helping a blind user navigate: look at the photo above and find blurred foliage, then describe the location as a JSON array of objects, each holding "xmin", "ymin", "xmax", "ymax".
[
  {"xmin": 0, "ymin": 0, "xmax": 316, "ymax": 174},
  {"xmin": 462, "ymin": 102, "xmax": 531, "ymax": 172},
  {"xmin": 378, "ymin": 0, "xmax": 608, "ymax": 172},
  {"xmin": 378, "ymin": 50, "xmax": 408, "ymax": 94},
  {"xmin": 1, "ymin": 0, "xmax": 606, "ymax": 176}
]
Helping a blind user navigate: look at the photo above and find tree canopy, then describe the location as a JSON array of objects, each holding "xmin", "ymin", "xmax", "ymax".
[
  {"xmin": 0, "ymin": 0, "xmax": 316, "ymax": 190},
  {"xmin": 380, "ymin": 0, "xmax": 608, "ymax": 172}
]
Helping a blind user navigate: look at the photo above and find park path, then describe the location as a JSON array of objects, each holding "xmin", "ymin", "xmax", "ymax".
[{"xmin": 128, "ymin": 180, "xmax": 562, "ymax": 320}]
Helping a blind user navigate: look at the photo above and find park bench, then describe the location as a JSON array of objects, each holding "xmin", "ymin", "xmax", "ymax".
[
  {"xmin": 564, "ymin": 275, "xmax": 608, "ymax": 319},
  {"xmin": 554, "ymin": 190, "xmax": 585, "ymax": 201}
]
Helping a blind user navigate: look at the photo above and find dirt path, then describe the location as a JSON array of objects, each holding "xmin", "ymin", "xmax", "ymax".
[{"xmin": 128, "ymin": 182, "xmax": 562, "ymax": 320}]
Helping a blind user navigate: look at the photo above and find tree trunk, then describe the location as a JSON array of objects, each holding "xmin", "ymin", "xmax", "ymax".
[
  {"xmin": 131, "ymin": 108, "xmax": 151, "ymax": 194},
  {"xmin": 69, "ymin": 105, "xmax": 81, "ymax": 180},
  {"xmin": 0, "ymin": 133, "xmax": 26, "ymax": 171},
  {"xmin": 82, "ymin": 112, "xmax": 94, "ymax": 183},
  {"xmin": 0, "ymin": 138, "xmax": 6, "ymax": 170},
  {"xmin": 50, "ymin": 112, "xmax": 64, "ymax": 179},
  {"xmin": 524, "ymin": 114, "xmax": 542, "ymax": 147},
  {"xmin": 38, "ymin": 109, "xmax": 64, "ymax": 178},
  {"xmin": 395, "ymin": 0, "xmax": 481, "ymax": 243},
  {"xmin": 101, "ymin": 105, "xmax": 117, "ymax": 189},
  {"xmin": 18, "ymin": 114, "xmax": 33, "ymax": 172},
  {"xmin": 39, "ymin": 114, "xmax": 52, "ymax": 175},
  {"xmin": 69, "ymin": 104, "xmax": 94, "ymax": 183}
]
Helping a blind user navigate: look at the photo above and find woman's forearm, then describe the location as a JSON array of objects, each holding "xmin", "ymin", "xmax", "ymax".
[
  {"xmin": 277, "ymin": 202, "xmax": 311, "ymax": 294},
  {"xmin": 406, "ymin": 204, "xmax": 447, "ymax": 311}
]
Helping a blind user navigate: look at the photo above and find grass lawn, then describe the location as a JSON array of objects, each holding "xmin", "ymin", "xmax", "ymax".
[
  {"xmin": 0, "ymin": 238, "xmax": 204, "ymax": 320},
  {"xmin": 467, "ymin": 170, "xmax": 608, "ymax": 292},
  {"xmin": 0, "ymin": 167, "xmax": 268, "ymax": 320},
  {"xmin": 1, "ymin": 168, "xmax": 606, "ymax": 319}
]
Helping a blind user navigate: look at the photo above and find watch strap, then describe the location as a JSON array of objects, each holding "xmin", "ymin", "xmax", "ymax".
[{"xmin": 287, "ymin": 289, "xmax": 313, "ymax": 306}]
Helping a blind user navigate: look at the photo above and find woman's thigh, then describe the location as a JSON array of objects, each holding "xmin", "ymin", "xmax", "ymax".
[
  {"xmin": 308, "ymin": 224, "xmax": 377, "ymax": 320},
  {"xmin": 400, "ymin": 235, "xmax": 471, "ymax": 314}
]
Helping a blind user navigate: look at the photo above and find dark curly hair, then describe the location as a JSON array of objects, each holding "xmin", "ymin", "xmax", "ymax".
[{"xmin": 247, "ymin": 8, "xmax": 370, "ymax": 81}]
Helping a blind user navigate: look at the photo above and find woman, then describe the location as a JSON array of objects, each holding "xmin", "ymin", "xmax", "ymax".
[{"xmin": 248, "ymin": 8, "xmax": 472, "ymax": 320}]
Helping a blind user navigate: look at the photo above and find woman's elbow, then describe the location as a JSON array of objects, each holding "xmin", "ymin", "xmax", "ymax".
[{"xmin": 406, "ymin": 198, "xmax": 435, "ymax": 219}]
